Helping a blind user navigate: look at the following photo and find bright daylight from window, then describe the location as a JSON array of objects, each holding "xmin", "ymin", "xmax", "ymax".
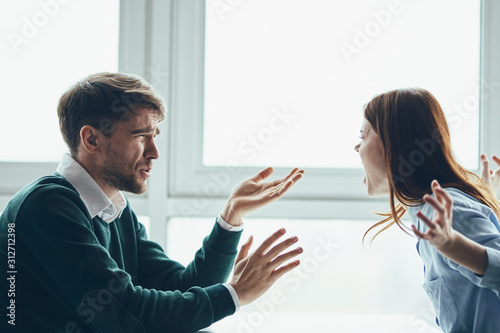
[
  {"xmin": 203, "ymin": 0, "xmax": 480, "ymax": 170},
  {"xmin": 167, "ymin": 217, "xmax": 440, "ymax": 332},
  {"xmin": 0, "ymin": 0, "xmax": 119, "ymax": 162}
]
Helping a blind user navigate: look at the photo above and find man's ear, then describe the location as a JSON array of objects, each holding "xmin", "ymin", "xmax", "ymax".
[{"xmin": 80, "ymin": 125, "xmax": 103, "ymax": 154}]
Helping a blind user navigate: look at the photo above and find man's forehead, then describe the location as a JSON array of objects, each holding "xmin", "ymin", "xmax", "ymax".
[{"xmin": 124, "ymin": 108, "xmax": 160, "ymax": 128}]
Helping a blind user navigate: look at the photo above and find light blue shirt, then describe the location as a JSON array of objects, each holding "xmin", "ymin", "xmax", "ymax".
[{"xmin": 409, "ymin": 188, "xmax": 500, "ymax": 332}]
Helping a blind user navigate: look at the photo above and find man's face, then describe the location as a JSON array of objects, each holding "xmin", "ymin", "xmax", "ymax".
[{"xmin": 98, "ymin": 108, "xmax": 160, "ymax": 195}]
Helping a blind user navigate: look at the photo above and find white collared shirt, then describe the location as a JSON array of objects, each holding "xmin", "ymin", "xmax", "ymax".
[{"xmin": 56, "ymin": 153, "xmax": 127, "ymax": 223}]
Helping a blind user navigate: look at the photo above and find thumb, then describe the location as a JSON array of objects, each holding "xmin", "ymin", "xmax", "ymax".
[{"xmin": 235, "ymin": 235, "xmax": 253, "ymax": 264}]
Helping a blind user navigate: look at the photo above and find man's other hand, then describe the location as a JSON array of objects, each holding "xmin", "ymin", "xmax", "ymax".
[{"xmin": 229, "ymin": 228, "xmax": 302, "ymax": 306}]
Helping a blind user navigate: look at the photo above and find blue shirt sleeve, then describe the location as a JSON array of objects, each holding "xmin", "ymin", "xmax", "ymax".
[
  {"xmin": 438, "ymin": 202, "xmax": 500, "ymax": 294},
  {"xmin": 482, "ymin": 247, "xmax": 500, "ymax": 292}
]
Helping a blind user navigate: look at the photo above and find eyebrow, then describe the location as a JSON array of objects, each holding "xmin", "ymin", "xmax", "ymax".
[{"xmin": 130, "ymin": 127, "xmax": 160, "ymax": 135}]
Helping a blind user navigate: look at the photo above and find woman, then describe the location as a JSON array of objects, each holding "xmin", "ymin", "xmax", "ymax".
[{"xmin": 354, "ymin": 88, "xmax": 500, "ymax": 332}]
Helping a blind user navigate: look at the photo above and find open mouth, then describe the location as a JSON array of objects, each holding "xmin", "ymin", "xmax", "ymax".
[{"xmin": 139, "ymin": 169, "xmax": 151, "ymax": 178}]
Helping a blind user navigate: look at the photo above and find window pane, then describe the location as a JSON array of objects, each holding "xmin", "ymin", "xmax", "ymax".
[
  {"xmin": 138, "ymin": 215, "xmax": 150, "ymax": 239},
  {"xmin": 203, "ymin": 0, "xmax": 480, "ymax": 170},
  {"xmin": 167, "ymin": 216, "xmax": 438, "ymax": 331},
  {"xmin": 0, "ymin": 0, "xmax": 119, "ymax": 162}
]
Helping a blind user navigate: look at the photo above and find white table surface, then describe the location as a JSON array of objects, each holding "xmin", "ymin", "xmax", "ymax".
[{"xmin": 198, "ymin": 312, "xmax": 442, "ymax": 333}]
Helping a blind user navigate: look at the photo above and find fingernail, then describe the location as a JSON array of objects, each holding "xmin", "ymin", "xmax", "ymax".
[
  {"xmin": 279, "ymin": 228, "xmax": 286, "ymax": 234},
  {"xmin": 291, "ymin": 236, "xmax": 298, "ymax": 242},
  {"xmin": 297, "ymin": 247, "xmax": 303, "ymax": 253}
]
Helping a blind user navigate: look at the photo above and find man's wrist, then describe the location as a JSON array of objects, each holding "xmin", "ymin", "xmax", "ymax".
[
  {"xmin": 221, "ymin": 202, "xmax": 243, "ymax": 227},
  {"xmin": 217, "ymin": 214, "xmax": 244, "ymax": 232},
  {"xmin": 223, "ymin": 283, "xmax": 241, "ymax": 311}
]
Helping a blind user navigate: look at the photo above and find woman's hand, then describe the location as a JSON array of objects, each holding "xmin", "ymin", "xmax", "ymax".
[
  {"xmin": 412, "ymin": 180, "xmax": 458, "ymax": 251},
  {"xmin": 412, "ymin": 180, "xmax": 488, "ymax": 275},
  {"xmin": 480, "ymin": 153, "xmax": 500, "ymax": 197}
]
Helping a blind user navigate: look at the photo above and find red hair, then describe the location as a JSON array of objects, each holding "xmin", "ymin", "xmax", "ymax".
[{"xmin": 363, "ymin": 88, "xmax": 500, "ymax": 242}]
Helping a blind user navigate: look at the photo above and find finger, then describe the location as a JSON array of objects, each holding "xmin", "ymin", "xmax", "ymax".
[
  {"xmin": 422, "ymin": 194, "xmax": 446, "ymax": 216},
  {"xmin": 264, "ymin": 236, "xmax": 299, "ymax": 259},
  {"xmin": 282, "ymin": 168, "xmax": 300, "ymax": 182},
  {"xmin": 268, "ymin": 168, "xmax": 304, "ymax": 187},
  {"xmin": 268, "ymin": 247, "xmax": 303, "ymax": 270},
  {"xmin": 270, "ymin": 173, "xmax": 304, "ymax": 197},
  {"xmin": 416, "ymin": 211, "xmax": 437, "ymax": 230},
  {"xmin": 431, "ymin": 180, "xmax": 444, "ymax": 204},
  {"xmin": 269, "ymin": 179, "xmax": 296, "ymax": 198},
  {"xmin": 412, "ymin": 224, "xmax": 428, "ymax": 239},
  {"xmin": 431, "ymin": 179, "xmax": 441, "ymax": 190},
  {"xmin": 283, "ymin": 168, "xmax": 305, "ymax": 181},
  {"xmin": 270, "ymin": 260, "xmax": 300, "ymax": 280},
  {"xmin": 492, "ymin": 155, "xmax": 500, "ymax": 166},
  {"xmin": 480, "ymin": 154, "xmax": 490, "ymax": 180},
  {"xmin": 250, "ymin": 167, "xmax": 274, "ymax": 183},
  {"xmin": 255, "ymin": 228, "xmax": 286, "ymax": 256},
  {"xmin": 434, "ymin": 187, "xmax": 453, "ymax": 210},
  {"xmin": 235, "ymin": 236, "xmax": 253, "ymax": 264}
]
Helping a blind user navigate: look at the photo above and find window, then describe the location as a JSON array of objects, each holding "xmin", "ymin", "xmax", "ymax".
[
  {"xmin": 164, "ymin": 0, "xmax": 500, "ymax": 328},
  {"xmin": 0, "ymin": 0, "xmax": 119, "ymax": 163},
  {"xmin": 203, "ymin": 0, "xmax": 480, "ymax": 170},
  {"xmin": 167, "ymin": 217, "xmax": 440, "ymax": 331},
  {"xmin": 1, "ymin": 0, "xmax": 500, "ymax": 328},
  {"xmin": 169, "ymin": 0, "xmax": 488, "ymax": 201}
]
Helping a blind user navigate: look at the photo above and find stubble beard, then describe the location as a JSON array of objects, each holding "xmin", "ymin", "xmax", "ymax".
[{"xmin": 99, "ymin": 146, "xmax": 147, "ymax": 194}]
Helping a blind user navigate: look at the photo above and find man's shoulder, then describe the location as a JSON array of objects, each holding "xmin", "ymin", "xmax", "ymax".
[{"xmin": 3, "ymin": 174, "xmax": 80, "ymax": 215}]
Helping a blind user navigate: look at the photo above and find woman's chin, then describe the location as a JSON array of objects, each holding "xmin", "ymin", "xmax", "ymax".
[{"xmin": 364, "ymin": 180, "xmax": 382, "ymax": 197}]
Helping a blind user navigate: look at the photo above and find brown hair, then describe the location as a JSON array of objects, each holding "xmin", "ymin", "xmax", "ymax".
[
  {"xmin": 57, "ymin": 72, "xmax": 166, "ymax": 156},
  {"xmin": 363, "ymin": 88, "xmax": 500, "ymax": 242}
]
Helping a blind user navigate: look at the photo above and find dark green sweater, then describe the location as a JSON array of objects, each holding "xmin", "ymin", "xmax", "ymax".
[{"xmin": 0, "ymin": 174, "xmax": 242, "ymax": 332}]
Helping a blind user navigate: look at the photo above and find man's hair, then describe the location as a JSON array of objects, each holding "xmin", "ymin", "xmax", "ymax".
[{"xmin": 57, "ymin": 72, "xmax": 166, "ymax": 156}]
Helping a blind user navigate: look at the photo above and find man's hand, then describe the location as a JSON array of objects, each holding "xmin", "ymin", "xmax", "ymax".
[
  {"xmin": 480, "ymin": 153, "xmax": 500, "ymax": 197},
  {"xmin": 221, "ymin": 167, "xmax": 305, "ymax": 226},
  {"xmin": 230, "ymin": 228, "xmax": 302, "ymax": 306}
]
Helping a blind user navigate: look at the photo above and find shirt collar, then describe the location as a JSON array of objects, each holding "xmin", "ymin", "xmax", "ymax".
[{"xmin": 56, "ymin": 153, "xmax": 127, "ymax": 223}]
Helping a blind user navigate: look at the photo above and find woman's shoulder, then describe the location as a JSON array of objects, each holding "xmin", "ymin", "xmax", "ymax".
[
  {"xmin": 441, "ymin": 187, "xmax": 500, "ymax": 234},
  {"xmin": 408, "ymin": 186, "xmax": 499, "ymax": 235}
]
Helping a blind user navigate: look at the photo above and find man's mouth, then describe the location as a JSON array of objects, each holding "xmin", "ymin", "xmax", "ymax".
[{"xmin": 139, "ymin": 166, "xmax": 152, "ymax": 178}]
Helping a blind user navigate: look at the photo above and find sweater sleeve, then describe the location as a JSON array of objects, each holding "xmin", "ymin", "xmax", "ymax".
[
  {"xmin": 17, "ymin": 185, "xmax": 236, "ymax": 332},
  {"xmin": 135, "ymin": 214, "xmax": 242, "ymax": 292}
]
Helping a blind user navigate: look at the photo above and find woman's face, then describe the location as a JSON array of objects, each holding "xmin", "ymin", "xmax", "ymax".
[{"xmin": 354, "ymin": 118, "xmax": 390, "ymax": 196}]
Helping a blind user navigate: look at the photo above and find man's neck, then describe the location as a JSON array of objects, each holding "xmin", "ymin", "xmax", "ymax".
[{"xmin": 73, "ymin": 153, "xmax": 120, "ymax": 200}]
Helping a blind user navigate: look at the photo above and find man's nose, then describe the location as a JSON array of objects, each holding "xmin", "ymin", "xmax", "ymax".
[{"xmin": 146, "ymin": 139, "xmax": 160, "ymax": 160}]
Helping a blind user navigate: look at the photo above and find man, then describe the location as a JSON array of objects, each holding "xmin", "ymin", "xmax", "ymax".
[{"xmin": 0, "ymin": 72, "xmax": 304, "ymax": 332}]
